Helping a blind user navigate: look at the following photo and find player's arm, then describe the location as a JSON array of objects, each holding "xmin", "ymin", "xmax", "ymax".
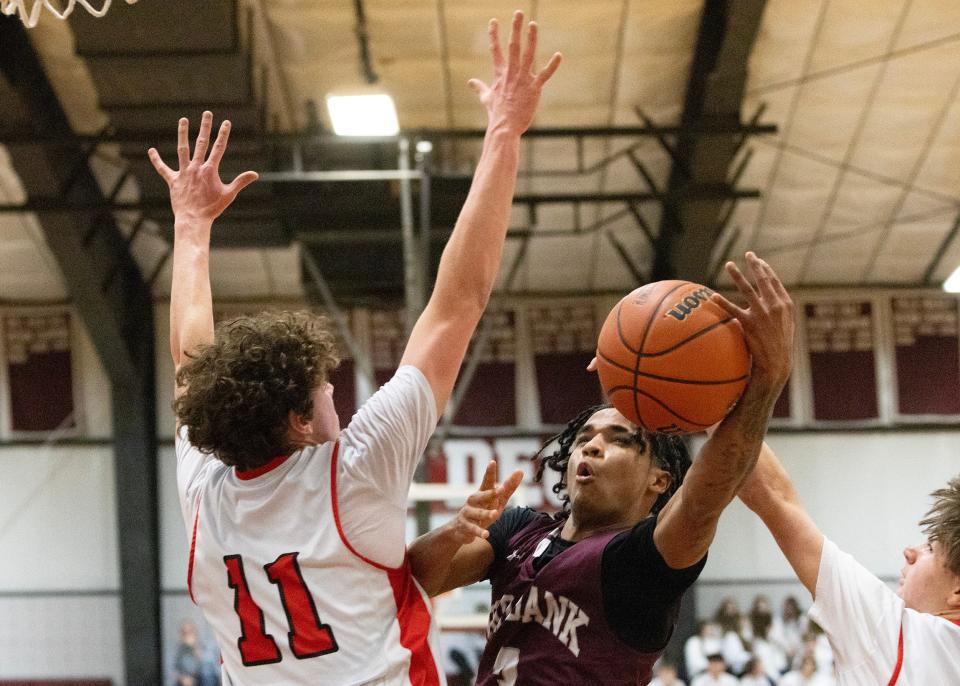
[
  {"xmin": 653, "ymin": 253, "xmax": 795, "ymax": 569},
  {"xmin": 408, "ymin": 461, "xmax": 523, "ymax": 596},
  {"xmin": 399, "ymin": 13, "xmax": 561, "ymax": 416},
  {"xmin": 148, "ymin": 112, "xmax": 258, "ymax": 390},
  {"xmin": 737, "ymin": 442, "xmax": 824, "ymax": 595}
]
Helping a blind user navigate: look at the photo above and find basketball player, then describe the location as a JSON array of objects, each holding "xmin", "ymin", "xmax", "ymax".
[
  {"xmin": 408, "ymin": 254, "xmax": 796, "ymax": 685},
  {"xmin": 147, "ymin": 12, "xmax": 560, "ymax": 685},
  {"xmin": 737, "ymin": 443, "xmax": 960, "ymax": 684}
]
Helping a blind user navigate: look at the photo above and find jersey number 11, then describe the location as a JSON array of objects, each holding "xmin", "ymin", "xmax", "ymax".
[{"xmin": 224, "ymin": 552, "xmax": 339, "ymax": 666}]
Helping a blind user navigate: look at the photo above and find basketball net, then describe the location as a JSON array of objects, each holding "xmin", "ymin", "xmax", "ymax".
[{"xmin": 1, "ymin": 0, "xmax": 137, "ymax": 28}]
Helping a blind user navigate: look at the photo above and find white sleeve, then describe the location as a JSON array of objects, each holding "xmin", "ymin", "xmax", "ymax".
[
  {"xmin": 175, "ymin": 425, "xmax": 218, "ymax": 525},
  {"xmin": 807, "ymin": 537, "xmax": 902, "ymax": 674},
  {"xmin": 338, "ymin": 365, "xmax": 438, "ymax": 508}
]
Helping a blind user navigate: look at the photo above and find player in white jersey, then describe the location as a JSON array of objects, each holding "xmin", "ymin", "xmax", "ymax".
[
  {"xmin": 738, "ymin": 445, "xmax": 960, "ymax": 685},
  {"xmin": 148, "ymin": 12, "xmax": 561, "ymax": 685}
]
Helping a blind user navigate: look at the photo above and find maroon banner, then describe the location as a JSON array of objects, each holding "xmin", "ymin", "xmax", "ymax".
[
  {"xmin": 892, "ymin": 296, "xmax": 960, "ymax": 416},
  {"xmin": 530, "ymin": 303, "xmax": 603, "ymax": 424},
  {"xmin": 4, "ymin": 312, "xmax": 76, "ymax": 433},
  {"xmin": 805, "ymin": 302, "xmax": 879, "ymax": 421}
]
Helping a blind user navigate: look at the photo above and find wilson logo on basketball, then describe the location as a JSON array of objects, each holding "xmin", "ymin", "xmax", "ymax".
[{"xmin": 664, "ymin": 287, "xmax": 714, "ymax": 322}]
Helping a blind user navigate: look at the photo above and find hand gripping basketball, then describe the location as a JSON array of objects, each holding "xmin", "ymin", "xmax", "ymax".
[{"xmin": 710, "ymin": 252, "xmax": 795, "ymax": 397}]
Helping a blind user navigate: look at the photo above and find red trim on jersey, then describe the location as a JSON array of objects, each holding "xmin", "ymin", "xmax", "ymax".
[
  {"xmin": 187, "ymin": 502, "xmax": 200, "ymax": 604},
  {"xmin": 330, "ymin": 440, "xmax": 440, "ymax": 685},
  {"xmin": 886, "ymin": 622, "xmax": 904, "ymax": 686},
  {"xmin": 235, "ymin": 454, "xmax": 290, "ymax": 480},
  {"xmin": 388, "ymin": 564, "xmax": 441, "ymax": 686},
  {"xmin": 329, "ymin": 441, "xmax": 393, "ymax": 572}
]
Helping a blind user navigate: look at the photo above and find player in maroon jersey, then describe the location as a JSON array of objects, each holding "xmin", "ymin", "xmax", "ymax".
[{"xmin": 409, "ymin": 254, "xmax": 795, "ymax": 685}]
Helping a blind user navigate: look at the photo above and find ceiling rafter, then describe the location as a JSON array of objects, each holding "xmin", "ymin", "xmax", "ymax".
[{"xmin": 651, "ymin": 0, "xmax": 771, "ymax": 283}]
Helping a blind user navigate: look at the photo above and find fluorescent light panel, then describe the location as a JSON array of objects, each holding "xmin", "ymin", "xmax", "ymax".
[
  {"xmin": 944, "ymin": 265, "xmax": 960, "ymax": 293},
  {"xmin": 326, "ymin": 94, "xmax": 399, "ymax": 136}
]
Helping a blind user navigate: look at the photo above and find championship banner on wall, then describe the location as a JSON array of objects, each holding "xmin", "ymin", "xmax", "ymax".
[
  {"xmin": 892, "ymin": 296, "xmax": 960, "ymax": 416},
  {"xmin": 2, "ymin": 311, "xmax": 77, "ymax": 434}
]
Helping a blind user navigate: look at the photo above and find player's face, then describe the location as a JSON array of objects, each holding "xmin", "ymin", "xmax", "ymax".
[
  {"xmin": 565, "ymin": 407, "xmax": 667, "ymax": 524},
  {"xmin": 308, "ymin": 381, "xmax": 340, "ymax": 444},
  {"xmin": 897, "ymin": 539, "xmax": 958, "ymax": 613}
]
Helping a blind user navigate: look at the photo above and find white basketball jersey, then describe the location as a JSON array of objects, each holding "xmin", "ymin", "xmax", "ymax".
[
  {"xmin": 809, "ymin": 538, "xmax": 960, "ymax": 686},
  {"xmin": 176, "ymin": 366, "xmax": 446, "ymax": 685}
]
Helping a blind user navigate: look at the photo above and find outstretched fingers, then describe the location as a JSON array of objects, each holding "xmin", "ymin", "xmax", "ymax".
[
  {"xmin": 496, "ymin": 469, "xmax": 524, "ymax": 507},
  {"xmin": 147, "ymin": 148, "xmax": 174, "ymax": 183},
  {"xmin": 479, "ymin": 460, "xmax": 498, "ymax": 492},
  {"xmin": 226, "ymin": 171, "xmax": 259, "ymax": 199},
  {"xmin": 176, "ymin": 117, "xmax": 190, "ymax": 170},
  {"xmin": 506, "ymin": 10, "xmax": 523, "ymax": 77},
  {"xmin": 488, "ymin": 18, "xmax": 505, "ymax": 74},
  {"xmin": 521, "ymin": 20, "xmax": 538, "ymax": 74},
  {"xmin": 725, "ymin": 259, "xmax": 761, "ymax": 308},
  {"xmin": 192, "ymin": 111, "xmax": 213, "ymax": 163},
  {"xmin": 207, "ymin": 120, "xmax": 232, "ymax": 168},
  {"xmin": 534, "ymin": 52, "xmax": 562, "ymax": 88},
  {"xmin": 710, "ymin": 291, "xmax": 746, "ymax": 321}
]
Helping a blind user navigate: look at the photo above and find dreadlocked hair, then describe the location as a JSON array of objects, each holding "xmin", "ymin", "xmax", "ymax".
[{"xmin": 534, "ymin": 404, "xmax": 691, "ymax": 515}]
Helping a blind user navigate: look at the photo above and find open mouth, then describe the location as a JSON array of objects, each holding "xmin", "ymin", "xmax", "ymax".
[{"xmin": 575, "ymin": 461, "xmax": 594, "ymax": 481}]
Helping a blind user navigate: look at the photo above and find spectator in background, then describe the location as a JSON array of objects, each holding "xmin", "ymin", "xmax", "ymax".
[
  {"xmin": 769, "ymin": 596, "xmax": 805, "ymax": 665},
  {"xmin": 714, "ymin": 598, "xmax": 751, "ymax": 674},
  {"xmin": 172, "ymin": 620, "xmax": 218, "ymax": 686},
  {"xmin": 684, "ymin": 620, "xmax": 723, "ymax": 678},
  {"xmin": 777, "ymin": 656, "xmax": 833, "ymax": 686},
  {"xmin": 691, "ymin": 654, "xmax": 738, "ymax": 686},
  {"xmin": 739, "ymin": 658, "xmax": 775, "ymax": 686},
  {"xmin": 747, "ymin": 598, "xmax": 787, "ymax": 680},
  {"xmin": 793, "ymin": 621, "xmax": 832, "ymax": 674},
  {"xmin": 650, "ymin": 661, "xmax": 687, "ymax": 686}
]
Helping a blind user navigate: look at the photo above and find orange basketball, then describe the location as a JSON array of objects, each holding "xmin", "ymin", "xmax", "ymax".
[{"xmin": 596, "ymin": 280, "xmax": 750, "ymax": 434}]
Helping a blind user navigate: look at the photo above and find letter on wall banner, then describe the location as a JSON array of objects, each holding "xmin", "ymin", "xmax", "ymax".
[
  {"xmin": 892, "ymin": 296, "xmax": 960, "ymax": 416},
  {"xmin": 4, "ymin": 312, "xmax": 76, "ymax": 432},
  {"xmin": 530, "ymin": 303, "xmax": 602, "ymax": 424},
  {"xmin": 805, "ymin": 302, "xmax": 879, "ymax": 421}
]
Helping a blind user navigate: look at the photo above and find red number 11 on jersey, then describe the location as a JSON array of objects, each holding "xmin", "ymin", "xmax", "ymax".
[{"xmin": 224, "ymin": 552, "xmax": 339, "ymax": 666}]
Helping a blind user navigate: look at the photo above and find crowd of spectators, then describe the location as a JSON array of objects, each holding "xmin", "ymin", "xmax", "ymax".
[{"xmin": 653, "ymin": 595, "xmax": 837, "ymax": 686}]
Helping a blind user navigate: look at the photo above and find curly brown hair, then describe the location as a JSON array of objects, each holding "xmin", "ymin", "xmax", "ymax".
[
  {"xmin": 174, "ymin": 311, "xmax": 340, "ymax": 470},
  {"xmin": 918, "ymin": 475, "xmax": 960, "ymax": 577}
]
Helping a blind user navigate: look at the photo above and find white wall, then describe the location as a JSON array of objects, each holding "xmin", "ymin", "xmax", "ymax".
[
  {"xmin": 694, "ymin": 430, "xmax": 960, "ymax": 617},
  {"xmin": 0, "ymin": 445, "xmax": 123, "ymax": 684}
]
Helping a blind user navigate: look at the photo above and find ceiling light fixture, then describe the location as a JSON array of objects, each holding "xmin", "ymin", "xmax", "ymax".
[
  {"xmin": 326, "ymin": 94, "xmax": 399, "ymax": 137},
  {"xmin": 943, "ymin": 265, "xmax": 960, "ymax": 293}
]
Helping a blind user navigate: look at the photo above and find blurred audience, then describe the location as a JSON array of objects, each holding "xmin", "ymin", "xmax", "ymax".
[
  {"xmin": 681, "ymin": 594, "xmax": 833, "ymax": 685},
  {"xmin": 690, "ymin": 654, "xmax": 739, "ymax": 686},
  {"xmin": 739, "ymin": 658, "xmax": 775, "ymax": 686},
  {"xmin": 650, "ymin": 661, "xmax": 687, "ymax": 686},
  {"xmin": 713, "ymin": 598, "xmax": 751, "ymax": 674},
  {"xmin": 684, "ymin": 620, "xmax": 723, "ymax": 677},
  {"xmin": 777, "ymin": 655, "xmax": 834, "ymax": 686}
]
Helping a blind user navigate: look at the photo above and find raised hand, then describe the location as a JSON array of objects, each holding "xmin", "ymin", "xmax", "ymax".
[
  {"xmin": 711, "ymin": 252, "xmax": 795, "ymax": 394},
  {"xmin": 469, "ymin": 10, "xmax": 562, "ymax": 136},
  {"xmin": 148, "ymin": 111, "xmax": 258, "ymax": 223},
  {"xmin": 447, "ymin": 461, "xmax": 524, "ymax": 546}
]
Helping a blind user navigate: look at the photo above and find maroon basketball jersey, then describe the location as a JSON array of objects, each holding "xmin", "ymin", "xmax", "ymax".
[{"xmin": 475, "ymin": 513, "xmax": 661, "ymax": 685}]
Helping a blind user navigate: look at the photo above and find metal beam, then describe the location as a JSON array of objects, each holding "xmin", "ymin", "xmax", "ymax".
[
  {"xmin": 0, "ymin": 187, "xmax": 762, "ymax": 215},
  {"xmin": 651, "ymin": 0, "xmax": 770, "ymax": 282},
  {"xmin": 0, "ymin": 122, "xmax": 779, "ymax": 145},
  {"xmin": 0, "ymin": 17, "xmax": 159, "ymax": 684}
]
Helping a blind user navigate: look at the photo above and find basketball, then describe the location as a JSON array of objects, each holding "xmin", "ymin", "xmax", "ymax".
[{"xmin": 596, "ymin": 280, "xmax": 750, "ymax": 434}]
